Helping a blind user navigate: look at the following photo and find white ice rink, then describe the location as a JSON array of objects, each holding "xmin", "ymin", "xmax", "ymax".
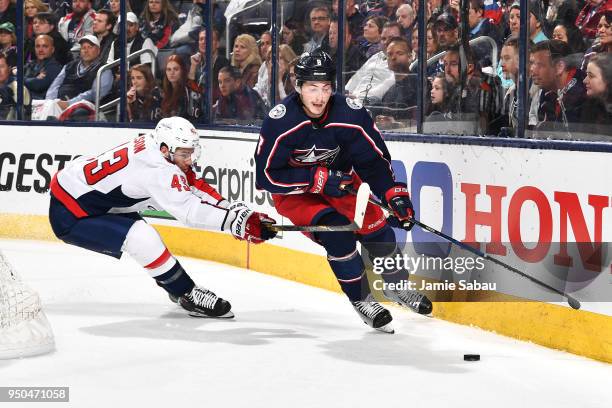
[{"xmin": 1, "ymin": 239, "xmax": 610, "ymax": 408}]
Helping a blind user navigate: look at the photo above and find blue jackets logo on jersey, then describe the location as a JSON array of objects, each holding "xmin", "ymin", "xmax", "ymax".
[{"xmin": 288, "ymin": 145, "xmax": 340, "ymax": 167}]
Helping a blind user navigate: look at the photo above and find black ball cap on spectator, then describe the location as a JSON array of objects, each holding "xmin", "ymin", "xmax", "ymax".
[
  {"xmin": 0, "ymin": 22, "xmax": 15, "ymax": 34},
  {"xmin": 434, "ymin": 13, "xmax": 458, "ymax": 30}
]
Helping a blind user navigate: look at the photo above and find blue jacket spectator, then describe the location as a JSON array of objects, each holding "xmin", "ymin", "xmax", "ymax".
[
  {"xmin": 46, "ymin": 35, "xmax": 112, "ymax": 108},
  {"xmin": 25, "ymin": 34, "xmax": 63, "ymax": 100}
]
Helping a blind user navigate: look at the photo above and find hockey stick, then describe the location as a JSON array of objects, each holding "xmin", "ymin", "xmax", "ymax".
[
  {"xmin": 344, "ymin": 187, "xmax": 582, "ymax": 310},
  {"xmin": 266, "ymin": 183, "xmax": 371, "ymax": 233}
]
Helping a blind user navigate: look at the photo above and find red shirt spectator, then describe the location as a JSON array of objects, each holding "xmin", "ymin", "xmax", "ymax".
[{"xmin": 576, "ymin": 0, "xmax": 612, "ymax": 40}]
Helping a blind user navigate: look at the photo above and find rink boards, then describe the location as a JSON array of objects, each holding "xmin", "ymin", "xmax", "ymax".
[{"xmin": 0, "ymin": 124, "xmax": 610, "ymax": 363}]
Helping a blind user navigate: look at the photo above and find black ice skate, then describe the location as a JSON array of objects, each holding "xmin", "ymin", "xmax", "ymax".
[
  {"xmin": 170, "ymin": 286, "xmax": 234, "ymax": 318},
  {"xmin": 383, "ymin": 288, "xmax": 433, "ymax": 315},
  {"xmin": 352, "ymin": 295, "xmax": 394, "ymax": 333}
]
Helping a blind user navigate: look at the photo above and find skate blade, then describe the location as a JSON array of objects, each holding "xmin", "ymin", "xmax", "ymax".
[
  {"xmin": 188, "ymin": 310, "xmax": 235, "ymax": 319},
  {"xmin": 375, "ymin": 322, "xmax": 394, "ymax": 334}
]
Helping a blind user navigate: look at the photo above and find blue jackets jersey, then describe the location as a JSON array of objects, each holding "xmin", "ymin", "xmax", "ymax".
[{"xmin": 255, "ymin": 93, "xmax": 396, "ymax": 198}]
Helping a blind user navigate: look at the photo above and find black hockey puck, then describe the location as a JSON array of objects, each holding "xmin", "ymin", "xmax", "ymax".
[{"xmin": 464, "ymin": 354, "xmax": 480, "ymax": 361}]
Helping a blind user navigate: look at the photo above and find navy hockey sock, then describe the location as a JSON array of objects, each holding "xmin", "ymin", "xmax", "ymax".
[
  {"xmin": 155, "ymin": 262, "xmax": 195, "ymax": 297},
  {"xmin": 315, "ymin": 212, "xmax": 367, "ymax": 301},
  {"xmin": 361, "ymin": 225, "xmax": 409, "ymax": 285}
]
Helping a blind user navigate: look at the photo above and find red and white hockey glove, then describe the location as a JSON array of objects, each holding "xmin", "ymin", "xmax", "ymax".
[
  {"xmin": 226, "ymin": 204, "xmax": 277, "ymax": 244},
  {"xmin": 384, "ymin": 184, "xmax": 415, "ymax": 231},
  {"xmin": 308, "ymin": 166, "xmax": 353, "ymax": 197}
]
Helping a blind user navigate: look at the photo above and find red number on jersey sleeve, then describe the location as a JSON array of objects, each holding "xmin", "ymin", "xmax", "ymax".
[
  {"xmin": 171, "ymin": 175, "xmax": 191, "ymax": 192},
  {"xmin": 83, "ymin": 147, "xmax": 130, "ymax": 185}
]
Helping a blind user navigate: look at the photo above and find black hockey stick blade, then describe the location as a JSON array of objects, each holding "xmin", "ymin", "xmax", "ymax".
[
  {"xmin": 267, "ymin": 183, "xmax": 371, "ymax": 233},
  {"xmin": 344, "ymin": 187, "xmax": 581, "ymax": 310}
]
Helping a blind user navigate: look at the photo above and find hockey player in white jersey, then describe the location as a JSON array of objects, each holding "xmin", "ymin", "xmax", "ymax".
[{"xmin": 48, "ymin": 117, "xmax": 277, "ymax": 318}]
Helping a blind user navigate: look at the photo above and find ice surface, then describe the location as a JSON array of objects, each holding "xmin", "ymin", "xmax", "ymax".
[{"xmin": 0, "ymin": 239, "xmax": 610, "ymax": 408}]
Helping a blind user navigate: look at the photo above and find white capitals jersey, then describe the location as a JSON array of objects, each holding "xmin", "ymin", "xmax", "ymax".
[{"xmin": 51, "ymin": 134, "xmax": 231, "ymax": 232}]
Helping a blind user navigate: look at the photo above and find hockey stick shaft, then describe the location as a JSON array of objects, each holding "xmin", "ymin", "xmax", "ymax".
[
  {"xmin": 267, "ymin": 183, "xmax": 371, "ymax": 233},
  {"xmin": 345, "ymin": 187, "xmax": 581, "ymax": 310}
]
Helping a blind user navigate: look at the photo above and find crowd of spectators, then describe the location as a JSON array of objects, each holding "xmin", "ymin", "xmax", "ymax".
[{"xmin": 0, "ymin": 0, "xmax": 609, "ymax": 138}]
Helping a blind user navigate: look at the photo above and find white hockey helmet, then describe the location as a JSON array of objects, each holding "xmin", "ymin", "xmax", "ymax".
[{"xmin": 154, "ymin": 117, "xmax": 201, "ymax": 163}]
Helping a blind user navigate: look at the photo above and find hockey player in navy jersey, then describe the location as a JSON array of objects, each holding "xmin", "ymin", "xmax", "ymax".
[
  {"xmin": 255, "ymin": 50, "xmax": 432, "ymax": 333},
  {"xmin": 49, "ymin": 117, "xmax": 277, "ymax": 318}
]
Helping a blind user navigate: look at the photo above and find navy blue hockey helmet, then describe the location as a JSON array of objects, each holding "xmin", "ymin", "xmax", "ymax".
[{"xmin": 294, "ymin": 49, "xmax": 336, "ymax": 88}]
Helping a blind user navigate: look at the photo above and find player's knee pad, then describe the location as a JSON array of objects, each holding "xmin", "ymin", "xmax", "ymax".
[
  {"xmin": 313, "ymin": 212, "xmax": 357, "ymax": 258},
  {"xmin": 122, "ymin": 220, "xmax": 176, "ymax": 277}
]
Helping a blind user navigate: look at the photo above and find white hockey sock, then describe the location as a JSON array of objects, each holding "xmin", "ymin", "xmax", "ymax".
[{"xmin": 122, "ymin": 220, "xmax": 177, "ymax": 277}]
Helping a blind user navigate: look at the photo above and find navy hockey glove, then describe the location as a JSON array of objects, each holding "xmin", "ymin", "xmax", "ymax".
[
  {"xmin": 227, "ymin": 204, "xmax": 277, "ymax": 244},
  {"xmin": 308, "ymin": 166, "xmax": 353, "ymax": 197},
  {"xmin": 384, "ymin": 184, "xmax": 415, "ymax": 231}
]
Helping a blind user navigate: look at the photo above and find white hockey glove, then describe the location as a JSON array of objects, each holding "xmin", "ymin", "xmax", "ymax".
[{"xmin": 224, "ymin": 203, "xmax": 277, "ymax": 244}]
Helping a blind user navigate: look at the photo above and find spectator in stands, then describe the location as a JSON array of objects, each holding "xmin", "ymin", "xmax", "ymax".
[
  {"xmin": 107, "ymin": 12, "xmax": 157, "ymax": 66},
  {"xmin": 254, "ymin": 44, "xmax": 297, "ymax": 108},
  {"xmin": 161, "ymin": 54, "xmax": 195, "ymax": 120},
  {"xmin": 529, "ymin": 40, "xmax": 586, "ymax": 132},
  {"xmin": 426, "ymin": 24, "xmax": 440, "ymax": 59},
  {"xmin": 109, "ymin": 0, "xmax": 131, "ymax": 19},
  {"xmin": 0, "ymin": 52, "xmax": 16, "ymax": 119},
  {"xmin": 443, "ymin": 43, "xmax": 504, "ymax": 135},
  {"xmin": 581, "ymin": 11, "xmax": 612, "ymax": 69},
  {"xmin": 323, "ymin": 19, "xmax": 364, "ymax": 83},
  {"xmin": 126, "ymin": 63, "xmax": 161, "ymax": 123},
  {"xmin": 543, "ymin": 0, "xmax": 578, "ymax": 35},
  {"xmin": 427, "ymin": 72, "xmax": 458, "ymax": 119},
  {"xmin": 45, "ymin": 35, "xmax": 112, "ymax": 119},
  {"xmin": 468, "ymin": 0, "xmax": 502, "ymax": 44},
  {"xmin": 396, "ymin": 3, "xmax": 416, "ymax": 39},
  {"xmin": 528, "ymin": 0, "xmax": 549, "ymax": 44},
  {"xmin": 375, "ymin": 36, "xmax": 418, "ymax": 129},
  {"xmin": 93, "ymin": 9, "xmax": 116, "ymax": 63},
  {"xmin": 259, "ymin": 31, "xmax": 272, "ymax": 63},
  {"xmin": 576, "ymin": 0, "xmax": 612, "ymax": 42},
  {"xmin": 243, "ymin": 63, "xmax": 260, "ymax": 89},
  {"xmin": 378, "ymin": 0, "xmax": 402, "ymax": 21},
  {"xmin": 231, "ymin": 34, "xmax": 261, "ymax": 74},
  {"xmin": 346, "ymin": 21, "xmax": 403, "ymax": 103},
  {"xmin": 0, "ymin": 0, "xmax": 15, "ymax": 26},
  {"xmin": 552, "ymin": 21, "xmax": 586, "ymax": 53},
  {"xmin": 507, "ymin": 1, "xmax": 520, "ymax": 39},
  {"xmin": 140, "ymin": 0, "xmax": 179, "ymax": 50},
  {"xmin": 304, "ymin": 6, "xmax": 332, "ymax": 53},
  {"xmin": 500, "ymin": 36, "xmax": 519, "ymax": 132},
  {"xmin": 24, "ymin": 34, "xmax": 63, "ymax": 100},
  {"xmin": 581, "ymin": 52, "xmax": 612, "ymax": 131},
  {"xmin": 25, "ymin": 0, "xmax": 49, "ymax": 41},
  {"xmin": 29, "ymin": 12, "xmax": 72, "ymax": 65},
  {"xmin": 433, "ymin": 12, "xmax": 459, "ymax": 50},
  {"xmin": 281, "ymin": 19, "xmax": 306, "ymax": 56},
  {"xmin": 595, "ymin": 11, "xmax": 612, "ymax": 53},
  {"xmin": 333, "ymin": 0, "xmax": 365, "ymax": 41},
  {"xmin": 187, "ymin": 27, "xmax": 228, "ymax": 114},
  {"xmin": 0, "ymin": 22, "xmax": 16, "ymax": 68},
  {"xmin": 215, "ymin": 65, "xmax": 266, "ymax": 122},
  {"xmin": 360, "ymin": 16, "xmax": 387, "ymax": 59},
  {"xmin": 58, "ymin": 0, "xmax": 96, "ymax": 48}
]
